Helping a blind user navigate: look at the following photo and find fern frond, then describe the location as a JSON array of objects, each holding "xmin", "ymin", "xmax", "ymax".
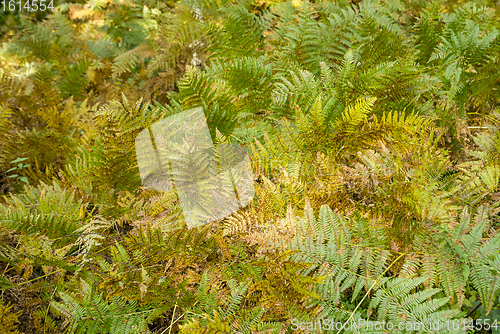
[
  {"xmin": 0, "ymin": 182, "xmax": 84, "ymax": 239},
  {"xmin": 113, "ymin": 44, "xmax": 156, "ymax": 77},
  {"xmin": 51, "ymin": 279, "xmax": 152, "ymax": 334},
  {"xmin": 334, "ymin": 97, "xmax": 376, "ymax": 135}
]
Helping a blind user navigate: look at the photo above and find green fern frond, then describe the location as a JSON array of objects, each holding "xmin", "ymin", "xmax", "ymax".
[
  {"xmin": 334, "ymin": 97, "xmax": 377, "ymax": 135},
  {"xmin": 113, "ymin": 44, "xmax": 156, "ymax": 77},
  {"xmin": 271, "ymin": 204, "xmax": 467, "ymax": 333},
  {"xmin": 0, "ymin": 182, "xmax": 84, "ymax": 239},
  {"xmin": 51, "ymin": 279, "xmax": 152, "ymax": 334},
  {"xmin": 207, "ymin": 2, "xmax": 269, "ymax": 60},
  {"xmin": 269, "ymin": 2, "xmax": 324, "ymax": 74}
]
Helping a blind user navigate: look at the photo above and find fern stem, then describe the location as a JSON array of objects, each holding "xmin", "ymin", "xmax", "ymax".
[
  {"xmin": 11, "ymin": 268, "xmax": 64, "ymax": 288},
  {"xmin": 168, "ymin": 303, "xmax": 177, "ymax": 334}
]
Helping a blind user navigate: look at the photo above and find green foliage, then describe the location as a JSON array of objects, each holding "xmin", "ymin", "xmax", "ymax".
[
  {"xmin": 51, "ymin": 279, "xmax": 152, "ymax": 334},
  {"xmin": 266, "ymin": 204, "xmax": 466, "ymax": 333},
  {"xmin": 5, "ymin": 157, "xmax": 30, "ymax": 185},
  {"xmin": 179, "ymin": 271, "xmax": 284, "ymax": 333},
  {"xmin": 207, "ymin": 2, "xmax": 272, "ymax": 60},
  {"xmin": 0, "ymin": 182, "xmax": 85, "ymax": 239}
]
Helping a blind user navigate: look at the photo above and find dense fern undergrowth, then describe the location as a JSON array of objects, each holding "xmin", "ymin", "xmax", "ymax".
[{"xmin": 1, "ymin": 0, "xmax": 500, "ymax": 332}]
